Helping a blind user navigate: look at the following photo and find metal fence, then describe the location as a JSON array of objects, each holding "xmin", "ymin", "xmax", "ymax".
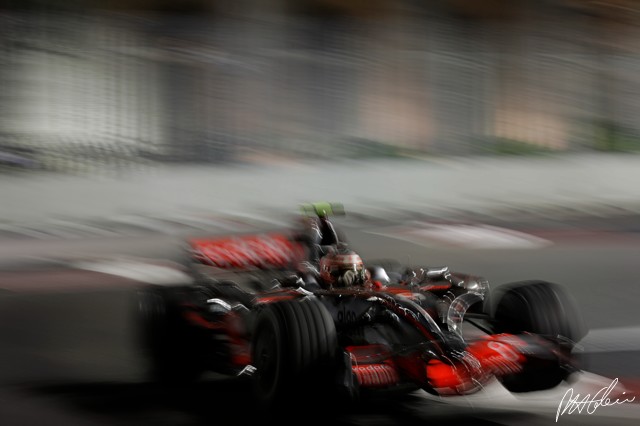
[{"xmin": 1, "ymin": 9, "xmax": 639, "ymax": 172}]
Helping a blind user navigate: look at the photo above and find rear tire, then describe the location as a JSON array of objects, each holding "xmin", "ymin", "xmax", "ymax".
[
  {"xmin": 492, "ymin": 280, "xmax": 586, "ymax": 392},
  {"xmin": 135, "ymin": 285, "xmax": 206, "ymax": 384},
  {"xmin": 251, "ymin": 297, "xmax": 339, "ymax": 410}
]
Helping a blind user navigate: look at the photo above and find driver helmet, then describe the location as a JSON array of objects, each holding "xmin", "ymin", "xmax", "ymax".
[{"xmin": 319, "ymin": 244, "xmax": 367, "ymax": 288}]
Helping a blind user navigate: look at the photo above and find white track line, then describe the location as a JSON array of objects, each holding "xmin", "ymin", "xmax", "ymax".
[
  {"xmin": 368, "ymin": 222, "xmax": 552, "ymax": 249},
  {"xmin": 72, "ymin": 258, "xmax": 193, "ymax": 285},
  {"xmin": 417, "ymin": 372, "xmax": 640, "ymax": 419}
]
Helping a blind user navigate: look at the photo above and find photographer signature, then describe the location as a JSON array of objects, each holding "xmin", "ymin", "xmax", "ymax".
[{"xmin": 556, "ymin": 378, "xmax": 635, "ymax": 422}]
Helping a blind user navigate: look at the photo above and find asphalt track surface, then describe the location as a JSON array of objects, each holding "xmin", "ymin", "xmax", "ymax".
[{"xmin": 1, "ymin": 219, "xmax": 639, "ymax": 425}]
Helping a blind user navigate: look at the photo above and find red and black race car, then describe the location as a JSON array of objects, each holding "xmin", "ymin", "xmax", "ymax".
[{"xmin": 135, "ymin": 202, "xmax": 586, "ymax": 410}]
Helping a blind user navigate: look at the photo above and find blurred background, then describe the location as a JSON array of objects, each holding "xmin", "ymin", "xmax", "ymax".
[
  {"xmin": 1, "ymin": 0, "xmax": 640, "ymax": 172},
  {"xmin": 1, "ymin": 1, "xmax": 640, "ymax": 425}
]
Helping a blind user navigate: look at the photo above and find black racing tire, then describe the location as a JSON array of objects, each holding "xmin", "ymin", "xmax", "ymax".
[
  {"xmin": 492, "ymin": 280, "xmax": 586, "ymax": 392},
  {"xmin": 251, "ymin": 297, "xmax": 339, "ymax": 410},
  {"xmin": 135, "ymin": 285, "xmax": 206, "ymax": 384}
]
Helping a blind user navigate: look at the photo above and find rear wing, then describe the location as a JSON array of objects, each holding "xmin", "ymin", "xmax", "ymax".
[{"xmin": 190, "ymin": 233, "xmax": 306, "ymax": 270}]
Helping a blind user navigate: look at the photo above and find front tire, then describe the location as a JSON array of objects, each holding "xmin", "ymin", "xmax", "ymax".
[{"xmin": 492, "ymin": 280, "xmax": 586, "ymax": 392}]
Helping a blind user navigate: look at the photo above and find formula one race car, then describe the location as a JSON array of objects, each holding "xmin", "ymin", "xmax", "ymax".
[{"xmin": 135, "ymin": 202, "xmax": 586, "ymax": 410}]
